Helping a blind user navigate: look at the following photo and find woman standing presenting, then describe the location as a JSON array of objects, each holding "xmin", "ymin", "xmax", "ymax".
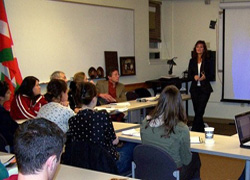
[{"xmin": 188, "ymin": 40, "xmax": 213, "ymax": 132}]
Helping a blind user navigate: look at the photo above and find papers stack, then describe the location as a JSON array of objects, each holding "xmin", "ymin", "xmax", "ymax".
[
  {"xmin": 122, "ymin": 129, "xmax": 140, "ymax": 137},
  {"xmin": 1, "ymin": 155, "xmax": 18, "ymax": 176},
  {"xmin": 94, "ymin": 107, "xmax": 116, "ymax": 113},
  {"xmin": 110, "ymin": 102, "xmax": 131, "ymax": 106},
  {"xmin": 143, "ymin": 95, "xmax": 160, "ymax": 102},
  {"xmin": 190, "ymin": 136, "xmax": 202, "ymax": 144},
  {"xmin": 94, "ymin": 107, "xmax": 128, "ymax": 114}
]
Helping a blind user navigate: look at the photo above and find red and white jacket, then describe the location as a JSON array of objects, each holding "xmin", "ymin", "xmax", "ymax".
[{"xmin": 10, "ymin": 94, "xmax": 47, "ymax": 120}]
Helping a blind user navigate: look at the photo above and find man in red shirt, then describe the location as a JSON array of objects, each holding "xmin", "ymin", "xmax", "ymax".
[
  {"xmin": 96, "ymin": 69, "xmax": 127, "ymax": 122},
  {"xmin": 96, "ymin": 69, "xmax": 126, "ymax": 105},
  {"xmin": 5, "ymin": 118, "xmax": 65, "ymax": 180}
]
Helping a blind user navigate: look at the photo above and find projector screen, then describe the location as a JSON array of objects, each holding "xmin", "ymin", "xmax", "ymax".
[{"xmin": 221, "ymin": 3, "xmax": 250, "ymax": 103}]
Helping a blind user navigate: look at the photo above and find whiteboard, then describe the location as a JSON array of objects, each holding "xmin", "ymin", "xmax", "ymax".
[{"xmin": 5, "ymin": 0, "xmax": 134, "ymax": 82}]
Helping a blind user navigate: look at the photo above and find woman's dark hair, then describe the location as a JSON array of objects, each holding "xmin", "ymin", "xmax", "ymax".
[
  {"xmin": 146, "ymin": 85, "xmax": 187, "ymax": 137},
  {"xmin": 0, "ymin": 81, "xmax": 9, "ymax": 97},
  {"xmin": 75, "ymin": 82, "xmax": 97, "ymax": 106},
  {"xmin": 192, "ymin": 40, "xmax": 208, "ymax": 60},
  {"xmin": 15, "ymin": 76, "xmax": 39, "ymax": 98},
  {"xmin": 44, "ymin": 79, "xmax": 67, "ymax": 102}
]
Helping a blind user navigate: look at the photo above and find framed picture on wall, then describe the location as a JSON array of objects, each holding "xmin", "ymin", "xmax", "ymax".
[{"xmin": 120, "ymin": 56, "xmax": 136, "ymax": 76}]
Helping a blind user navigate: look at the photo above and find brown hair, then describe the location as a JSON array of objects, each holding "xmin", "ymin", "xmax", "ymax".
[
  {"xmin": 192, "ymin": 40, "xmax": 208, "ymax": 60},
  {"xmin": 146, "ymin": 85, "xmax": 187, "ymax": 137}
]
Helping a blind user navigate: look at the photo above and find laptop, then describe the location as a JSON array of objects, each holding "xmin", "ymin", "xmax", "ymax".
[{"xmin": 234, "ymin": 111, "xmax": 250, "ymax": 149}]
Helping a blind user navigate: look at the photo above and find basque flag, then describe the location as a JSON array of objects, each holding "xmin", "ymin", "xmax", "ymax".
[{"xmin": 0, "ymin": 0, "xmax": 22, "ymax": 110}]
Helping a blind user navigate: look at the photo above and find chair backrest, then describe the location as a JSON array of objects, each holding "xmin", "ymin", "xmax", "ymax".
[
  {"xmin": 0, "ymin": 133, "xmax": 10, "ymax": 153},
  {"xmin": 62, "ymin": 140, "xmax": 118, "ymax": 174},
  {"xmin": 134, "ymin": 88, "xmax": 151, "ymax": 98},
  {"xmin": 132, "ymin": 144, "xmax": 179, "ymax": 180},
  {"xmin": 126, "ymin": 91, "xmax": 139, "ymax": 101}
]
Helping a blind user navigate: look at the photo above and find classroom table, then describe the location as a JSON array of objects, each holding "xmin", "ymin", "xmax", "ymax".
[
  {"xmin": 0, "ymin": 152, "xmax": 137, "ymax": 180},
  {"xmin": 55, "ymin": 164, "xmax": 137, "ymax": 180},
  {"xmin": 16, "ymin": 120, "xmax": 139, "ymax": 133},
  {"xmin": 116, "ymin": 128, "xmax": 250, "ymax": 180},
  {"xmin": 113, "ymin": 122, "xmax": 140, "ymax": 133},
  {"xmin": 98, "ymin": 94, "xmax": 191, "ymax": 123}
]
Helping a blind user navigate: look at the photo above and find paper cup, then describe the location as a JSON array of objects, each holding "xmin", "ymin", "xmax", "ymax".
[{"xmin": 204, "ymin": 127, "xmax": 215, "ymax": 144}]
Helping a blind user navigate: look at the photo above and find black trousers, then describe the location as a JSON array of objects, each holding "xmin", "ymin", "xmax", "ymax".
[
  {"xmin": 180, "ymin": 152, "xmax": 201, "ymax": 180},
  {"xmin": 191, "ymin": 87, "xmax": 211, "ymax": 132}
]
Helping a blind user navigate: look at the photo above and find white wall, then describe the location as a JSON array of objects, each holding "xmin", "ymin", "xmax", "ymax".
[
  {"xmin": 6, "ymin": 0, "xmax": 170, "ymax": 84},
  {"xmin": 162, "ymin": 0, "xmax": 250, "ymax": 120},
  {"xmin": 8, "ymin": 0, "xmax": 250, "ymax": 120}
]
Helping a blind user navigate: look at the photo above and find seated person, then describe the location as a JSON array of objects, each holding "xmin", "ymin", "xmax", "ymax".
[
  {"xmin": 50, "ymin": 70, "xmax": 67, "ymax": 83},
  {"xmin": 67, "ymin": 82, "xmax": 136, "ymax": 174},
  {"xmin": 68, "ymin": 72, "xmax": 93, "ymax": 113},
  {"xmin": 37, "ymin": 79, "xmax": 75, "ymax": 133},
  {"xmin": 96, "ymin": 69, "xmax": 127, "ymax": 122},
  {"xmin": 0, "ymin": 81, "xmax": 18, "ymax": 152},
  {"xmin": 10, "ymin": 76, "xmax": 47, "ymax": 120},
  {"xmin": 5, "ymin": 118, "xmax": 65, "ymax": 180},
  {"xmin": 50, "ymin": 71, "xmax": 69, "ymax": 107},
  {"xmin": 140, "ymin": 85, "xmax": 201, "ymax": 180},
  {"xmin": 96, "ymin": 68, "xmax": 126, "ymax": 105}
]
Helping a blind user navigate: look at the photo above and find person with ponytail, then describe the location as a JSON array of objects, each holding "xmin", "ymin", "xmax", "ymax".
[
  {"xmin": 67, "ymin": 82, "xmax": 136, "ymax": 175},
  {"xmin": 37, "ymin": 79, "xmax": 75, "ymax": 133}
]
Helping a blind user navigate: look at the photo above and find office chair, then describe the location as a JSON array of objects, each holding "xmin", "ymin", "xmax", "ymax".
[
  {"xmin": 134, "ymin": 88, "xmax": 153, "ymax": 117},
  {"xmin": 126, "ymin": 91, "xmax": 139, "ymax": 101},
  {"xmin": 0, "ymin": 133, "xmax": 10, "ymax": 153},
  {"xmin": 134, "ymin": 88, "xmax": 151, "ymax": 98},
  {"xmin": 132, "ymin": 144, "xmax": 180, "ymax": 180}
]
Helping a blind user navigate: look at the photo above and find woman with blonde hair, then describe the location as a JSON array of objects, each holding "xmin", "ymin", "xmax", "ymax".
[{"xmin": 68, "ymin": 72, "xmax": 93, "ymax": 113}]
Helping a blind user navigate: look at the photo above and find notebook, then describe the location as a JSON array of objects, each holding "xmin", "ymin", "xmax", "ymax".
[{"xmin": 234, "ymin": 111, "xmax": 250, "ymax": 149}]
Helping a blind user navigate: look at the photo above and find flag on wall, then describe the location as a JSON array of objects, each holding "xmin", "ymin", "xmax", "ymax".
[{"xmin": 0, "ymin": 0, "xmax": 22, "ymax": 110}]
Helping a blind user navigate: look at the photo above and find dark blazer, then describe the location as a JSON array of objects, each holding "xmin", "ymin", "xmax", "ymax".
[
  {"xmin": 0, "ymin": 105, "xmax": 18, "ymax": 147},
  {"xmin": 188, "ymin": 58, "xmax": 213, "ymax": 94}
]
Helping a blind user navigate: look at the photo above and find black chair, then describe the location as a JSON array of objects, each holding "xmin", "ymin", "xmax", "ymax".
[
  {"xmin": 132, "ymin": 144, "xmax": 180, "ymax": 180},
  {"xmin": 126, "ymin": 91, "xmax": 139, "ymax": 101},
  {"xmin": 134, "ymin": 88, "xmax": 151, "ymax": 98},
  {"xmin": 0, "ymin": 133, "xmax": 10, "ymax": 153},
  {"xmin": 134, "ymin": 88, "xmax": 153, "ymax": 116},
  {"xmin": 62, "ymin": 140, "xmax": 118, "ymax": 174}
]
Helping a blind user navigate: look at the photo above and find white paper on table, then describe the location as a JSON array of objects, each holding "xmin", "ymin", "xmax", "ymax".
[
  {"xmin": 142, "ymin": 96, "xmax": 158, "ymax": 102},
  {"xmin": 110, "ymin": 102, "xmax": 131, "ymax": 106},
  {"xmin": 190, "ymin": 136, "xmax": 202, "ymax": 144},
  {"xmin": 116, "ymin": 107, "xmax": 128, "ymax": 113},
  {"xmin": 122, "ymin": 128, "xmax": 140, "ymax": 137},
  {"xmin": 94, "ymin": 107, "xmax": 116, "ymax": 113}
]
